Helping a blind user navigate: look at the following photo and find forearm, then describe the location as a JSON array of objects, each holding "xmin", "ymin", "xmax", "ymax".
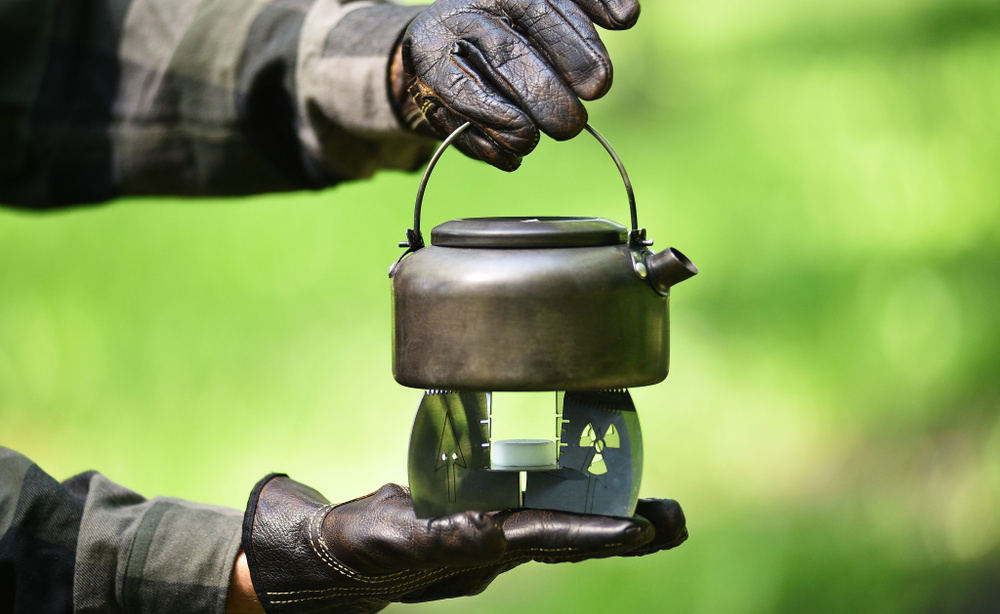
[{"xmin": 228, "ymin": 551, "xmax": 264, "ymax": 614}]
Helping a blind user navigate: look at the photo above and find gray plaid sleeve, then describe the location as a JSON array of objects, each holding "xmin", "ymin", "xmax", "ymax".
[
  {"xmin": 295, "ymin": 1, "xmax": 432, "ymax": 181},
  {"xmin": 73, "ymin": 474, "xmax": 244, "ymax": 614},
  {"xmin": 0, "ymin": 447, "xmax": 243, "ymax": 613},
  {"xmin": 0, "ymin": 0, "xmax": 434, "ymax": 207},
  {"xmin": 0, "ymin": 448, "xmax": 80, "ymax": 611}
]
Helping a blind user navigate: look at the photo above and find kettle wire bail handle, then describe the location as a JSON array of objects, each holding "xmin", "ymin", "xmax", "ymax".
[
  {"xmin": 409, "ymin": 122, "xmax": 472, "ymax": 249},
  {"xmin": 583, "ymin": 124, "xmax": 646, "ymax": 246},
  {"xmin": 407, "ymin": 121, "xmax": 644, "ymax": 250}
]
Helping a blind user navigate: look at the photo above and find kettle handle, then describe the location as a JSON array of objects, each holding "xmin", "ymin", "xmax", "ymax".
[{"xmin": 404, "ymin": 122, "xmax": 646, "ymax": 251}]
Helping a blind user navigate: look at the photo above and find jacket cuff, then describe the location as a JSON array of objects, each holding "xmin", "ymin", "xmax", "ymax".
[
  {"xmin": 297, "ymin": 2, "xmax": 427, "ymax": 138},
  {"xmin": 296, "ymin": 2, "xmax": 435, "ymax": 181},
  {"xmin": 74, "ymin": 473, "xmax": 244, "ymax": 614}
]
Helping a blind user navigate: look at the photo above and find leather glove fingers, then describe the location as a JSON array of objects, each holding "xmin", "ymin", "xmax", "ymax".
[
  {"xmin": 402, "ymin": 0, "xmax": 641, "ymax": 170},
  {"xmin": 322, "ymin": 484, "xmax": 506, "ymax": 571},
  {"xmin": 492, "ymin": 507, "xmax": 655, "ymax": 563},
  {"xmin": 571, "ymin": 0, "xmax": 642, "ymax": 30},
  {"xmin": 242, "ymin": 474, "xmax": 685, "ymax": 613},
  {"xmin": 399, "ymin": 508, "xmax": 664, "ymax": 603},
  {"xmin": 491, "ymin": 497, "xmax": 687, "ymax": 564},
  {"xmin": 624, "ymin": 498, "xmax": 689, "ymax": 556}
]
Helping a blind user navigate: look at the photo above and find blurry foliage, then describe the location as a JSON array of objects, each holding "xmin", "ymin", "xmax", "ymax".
[{"xmin": 2, "ymin": 0, "xmax": 998, "ymax": 612}]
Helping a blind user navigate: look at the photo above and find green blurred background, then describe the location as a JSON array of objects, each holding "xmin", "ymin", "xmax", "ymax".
[{"xmin": 2, "ymin": 0, "xmax": 999, "ymax": 611}]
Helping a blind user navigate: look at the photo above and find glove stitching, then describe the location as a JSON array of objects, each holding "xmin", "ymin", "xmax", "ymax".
[
  {"xmin": 267, "ymin": 544, "xmax": 619, "ymax": 606},
  {"xmin": 404, "ymin": 106, "xmax": 427, "ymax": 130},
  {"xmin": 408, "ymin": 81, "xmax": 436, "ymax": 111},
  {"xmin": 266, "ymin": 569, "xmax": 460, "ymax": 603},
  {"xmin": 309, "ymin": 504, "xmax": 433, "ymax": 584},
  {"xmin": 310, "ymin": 504, "xmax": 453, "ymax": 585},
  {"xmin": 284, "ymin": 492, "xmax": 634, "ymax": 608},
  {"xmin": 408, "ymin": 80, "xmax": 445, "ymax": 128},
  {"xmin": 308, "ymin": 504, "xmax": 368, "ymax": 582},
  {"xmin": 268, "ymin": 565, "xmax": 455, "ymax": 597},
  {"xmin": 275, "ymin": 547, "xmax": 588, "ymax": 599}
]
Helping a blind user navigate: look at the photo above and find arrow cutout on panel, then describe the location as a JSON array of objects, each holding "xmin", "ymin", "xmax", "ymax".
[{"xmin": 436, "ymin": 410, "xmax": 467, "ymax": 502}]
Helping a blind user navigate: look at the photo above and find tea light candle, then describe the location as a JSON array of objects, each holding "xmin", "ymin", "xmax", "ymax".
[{"xmin": 491, "ymin": 439, "xmax": 556, "ymax": 470}]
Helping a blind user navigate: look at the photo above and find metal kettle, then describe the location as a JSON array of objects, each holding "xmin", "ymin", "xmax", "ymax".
[{"xmin": 389, "ymin": 124, "xmax": 698, "ymax": 393}]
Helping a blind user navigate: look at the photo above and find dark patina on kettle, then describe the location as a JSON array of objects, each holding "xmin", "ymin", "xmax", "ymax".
[{"xmin": 389, "ymin": 124, "xmax": 697, "ymax": 392}]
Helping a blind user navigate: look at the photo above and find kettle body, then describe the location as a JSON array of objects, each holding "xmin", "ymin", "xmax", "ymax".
[
  {"xmin": 389, "ymin": 124, "xmax": 696, "ymax": 392},
  {"xmin": 390, "ymin": 216, "xmax": 670, "ymax": 391}
]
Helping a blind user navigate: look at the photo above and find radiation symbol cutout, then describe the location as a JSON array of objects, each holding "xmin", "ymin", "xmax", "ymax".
[{"xmin": 579, "ymin": 423, "xmax": 620, "ymax": 476}]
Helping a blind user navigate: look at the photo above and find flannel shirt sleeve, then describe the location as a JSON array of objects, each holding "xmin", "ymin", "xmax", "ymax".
[
  {"xmin": 0, "ymin": 447, "xmax": 244, "ymax": 614},
  {"xmin": 0, "ymin": 0, "xmax": 434, "ymax": 208}
]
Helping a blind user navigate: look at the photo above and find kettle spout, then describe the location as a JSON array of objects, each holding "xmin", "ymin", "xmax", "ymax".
[{"xmin": 645, "ymin": 247, "xmax": 698, "ymax": 294}]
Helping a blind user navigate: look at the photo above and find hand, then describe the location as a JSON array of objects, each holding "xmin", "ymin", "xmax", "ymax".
[
  {"xmin": 239, "ymin": 474, "xmax": 685, "ymax": 613},
  {"xmin": 397, "ymin": 0, "xmax": 641, "ymax": 171}
]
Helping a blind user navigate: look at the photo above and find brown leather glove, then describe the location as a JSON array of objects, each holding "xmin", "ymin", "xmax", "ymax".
[
  {"xmin": 242, "ymin": 474, "xmax": 686, "ymax": 613},
  {"xmin": 398, "ymin": 0, "xmax": 641, "ymax": 171}
]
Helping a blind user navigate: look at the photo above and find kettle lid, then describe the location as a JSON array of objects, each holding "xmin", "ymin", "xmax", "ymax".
[{"xmin": 431, "ymin": 216, "xmax": 627, "ymax": 248}]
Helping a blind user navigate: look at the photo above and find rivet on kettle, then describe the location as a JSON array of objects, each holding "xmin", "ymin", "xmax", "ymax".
[{"xmin": 634, "ymin": 261, "xmax": 648, "ymax": 279}]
